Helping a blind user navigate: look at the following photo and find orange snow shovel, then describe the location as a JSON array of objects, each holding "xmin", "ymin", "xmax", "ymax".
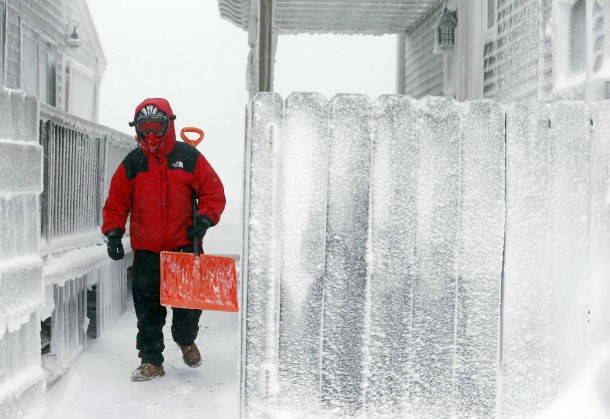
[
  {"xmin": 159, "ymin": 130, "xmax": 238, "ymax": 312},
  {"xmin": 160, "ymin": 197, "xmax": 238, "ymax": 312}
]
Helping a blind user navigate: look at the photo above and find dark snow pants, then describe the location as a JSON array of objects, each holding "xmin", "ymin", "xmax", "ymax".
[{"xmin": 132, "ymin": 249, "xmax": 202, "ymax": 366}]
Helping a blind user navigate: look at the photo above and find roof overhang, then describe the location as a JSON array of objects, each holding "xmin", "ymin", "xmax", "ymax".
[{"xmin": 218, "ymin": 0, "xmax": 443, "ymax": 35}]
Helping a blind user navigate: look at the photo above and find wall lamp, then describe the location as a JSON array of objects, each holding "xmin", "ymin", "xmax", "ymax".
[{"xmin": 66, "ymin": 22, "xmax": 82, "ymax": 48}]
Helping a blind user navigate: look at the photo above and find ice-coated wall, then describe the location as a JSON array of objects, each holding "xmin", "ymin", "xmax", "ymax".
[
  {"xmin": 242, "ymin": 92, "xmax": 610, "ymax": 419},
  {"xmin": 0, "ymin": 87, "xmax": 45, "ymax": 417}
]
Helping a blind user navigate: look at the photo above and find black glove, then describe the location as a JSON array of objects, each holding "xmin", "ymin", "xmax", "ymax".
[
  {"xmin": 106, "ymin": 228, "xmax": 125, "ymax": 261},
  {"xmin": 187, "ymin": 213, "xmax": 212, "ymax": 242}
]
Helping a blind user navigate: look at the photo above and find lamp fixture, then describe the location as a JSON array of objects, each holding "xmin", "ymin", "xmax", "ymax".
[
  {"xmin": 66, "ymin": 22, "xmax": 81, "ymax": 48},
  {"xmin": 434, "ymin": 6, "xmax": 458, "ymax": 55}
]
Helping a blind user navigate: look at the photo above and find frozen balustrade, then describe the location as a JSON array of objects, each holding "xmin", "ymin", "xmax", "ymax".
[
  {"xmin": 242, "ymin": 93, "xmax": 610, "ymax": 419},
  {"xmin": 38, "ymin": 104, "xmax": 133, "ymax": 382}
]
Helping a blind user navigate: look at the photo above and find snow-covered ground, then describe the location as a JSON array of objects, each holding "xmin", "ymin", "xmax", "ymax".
[
  {"xmin": 44, "ymin": 308, "xmax": 239, "ymax": 419},
  {"xmin": 44, "ymin": 205, "xmax": 242, "ymax": 419}
]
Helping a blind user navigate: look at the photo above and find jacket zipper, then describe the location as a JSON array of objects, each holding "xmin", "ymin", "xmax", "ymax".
[{"xmin": 157, "ymin": 155, "xmax": 168, "ymax": 249}]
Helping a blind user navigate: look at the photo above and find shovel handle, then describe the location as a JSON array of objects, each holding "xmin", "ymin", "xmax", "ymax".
[
  {"xmin": 192, "ymin": 194, "xmax": 199, "ymax": 257},
  {"xmin": 181, "ymin": 127, "xmax": 204, "ymax": 147}
]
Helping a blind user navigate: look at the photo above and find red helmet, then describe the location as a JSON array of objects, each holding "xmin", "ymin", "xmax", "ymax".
[{"xmin": 129, "ymin": 104, "xmax": 176, "ymax": 153}]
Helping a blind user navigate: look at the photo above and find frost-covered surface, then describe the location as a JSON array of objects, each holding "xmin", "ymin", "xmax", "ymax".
[
  {"xmin": 242, "ymin": 93, "xmax": 610, "ymax": 418},
  {"xmin": 42, "ymin": 237, "xmax": 130, "ymax": 287},
  {"xmin": 241, "ymin": 93, "xmax": 283, "ymax": 416},
  {"xmin": 502, "ymin": 101, "xmax": 610, "ymax": 418},
  {"xmin": 0, "ymin": 313, "xmax": 45, "ymax": 418},
  {"xmin": 278, "ymin": 93, "xmax": 328, "ymax": 413},
  {"xmin": 42, "ymin": 276, "xmax": 87, "ymax": 382},
  {"xmin": 322, "ymin": 94, "xmax": 372, "ymax": 415},
  {"xmin": 0, "ymin": 86, "xmax": 45, "ymax": 418}
]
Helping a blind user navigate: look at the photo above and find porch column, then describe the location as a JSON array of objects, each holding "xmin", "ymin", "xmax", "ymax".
[
  {"xmin": 247, "ymin": 0, "xmax": 276, "ymax": 98},
  {"xmin": 456, "ymin": 0, "xmax": 484, "ymax": 100},
  {"xmin": 397, "ymin": 33, "xmax": 406, "ymax": 94}
]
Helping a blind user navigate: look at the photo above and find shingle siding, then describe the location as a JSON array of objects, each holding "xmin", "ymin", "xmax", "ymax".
[
  {"xmin": 5, "ymin": 2, "xmax": 20, "ymax": 89},
  {"xmin": 484, "ymin": 0, "xmax": 541, "ymax": 101},
  {"xmin": 538, "ymin": 0, "xmax": 553, "ymax": 102}
]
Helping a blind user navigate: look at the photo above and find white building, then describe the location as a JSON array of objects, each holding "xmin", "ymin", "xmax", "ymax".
[
  {"xmin": 0, "ymin": 0, "xmax": 106, "ymax": 121},
  {"xmin": 218, "ymin": 0, "xmax": 610, "ymax": 102}
]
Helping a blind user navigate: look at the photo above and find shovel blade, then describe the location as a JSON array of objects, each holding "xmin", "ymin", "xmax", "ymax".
[{"xmin": 160, "ymin": 251, "xmax": 238, "ymax": 312}]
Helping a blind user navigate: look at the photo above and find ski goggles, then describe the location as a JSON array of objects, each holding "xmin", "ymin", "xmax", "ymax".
[{"xmin": 129, "ymin": 114, "xmax": 176, "ymax": 137}]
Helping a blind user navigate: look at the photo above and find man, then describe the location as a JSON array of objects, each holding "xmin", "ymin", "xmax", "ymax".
[{"xmin": 102, "ymin": 98, "xmax": 226, "ymax": 381}]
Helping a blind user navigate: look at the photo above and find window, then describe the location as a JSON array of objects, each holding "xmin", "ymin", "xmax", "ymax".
[
  {"xmin": 593, "ymin": 0, "xmax": 604, "ymax": 72},
  {"xmin": 484, "ymin": 0, "xmax": 497, "ymax": 45},
  {"xmin": 64, "ymin": 59, "xmax": 95, "ymax": 120},
  {"xmin": 569, "ymin": 0, "xmax": 586, "ymax": 74},
  {"xmin": 20, "ymin": 24, "xmax": 56, "ymax": 105},
  {"xmin": 0, "ymin": 2, "xmax": 5, "ymax": 85},
  {"xmin": 487, "ymin": 0, "xmax": 496, "ymax": 29}
]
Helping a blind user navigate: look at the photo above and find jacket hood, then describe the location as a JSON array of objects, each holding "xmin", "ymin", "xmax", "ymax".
[{"xmin": 133, "ymin": 97, "xmax": 176, "ymax": 155}]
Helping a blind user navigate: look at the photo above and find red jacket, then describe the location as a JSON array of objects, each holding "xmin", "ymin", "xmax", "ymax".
[{"xmin": 101, "ymin": 98, "xmax": 226, "ymax": 252}]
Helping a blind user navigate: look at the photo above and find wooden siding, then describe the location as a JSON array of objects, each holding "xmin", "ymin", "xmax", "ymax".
[{"xmin": 403, "ymin": 3, "xmax": 444, "ymax": 99}]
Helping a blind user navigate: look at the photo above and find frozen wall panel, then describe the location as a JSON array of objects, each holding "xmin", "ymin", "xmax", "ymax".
[
  {"xmin": 242, "ymin": 93, "xmax": 284, "ymax": 417},
  {"xmin": 278, "ymin": 93, "xmax": 329, "ymax": 412},
  {"xmin": 4, "ymin": 314, "xmax": 39, "ymax": 378},
  {"xmin": 588, "ymin": 103, "xmax": 610, "ymax": 344},
  {"xmin": 0, "ymin": 141, "xmax": 43, "ymax": 194},
  {"xmin": 0, "ymin": 195, "xmax": 39, "ymax": 262},
  {"xmin": 503, "ymin": 102, "xmax": 553, "ymax": 418},
  {"xmin": 9, "ymin": 90, "xmax": 26, "ymax": 142},
  {"xmin": 0, "ymin": 88, "xmax": 12, "ymax": 139},
  {"xmin": 454, "ymin": 100, "xmax": 504, "ymax": 418},
  {"xmin": 366, "ymin": 96, "xmax": 419, "ymax": 416},
  {"xmin": 410, "ymin": 96, "xmax": 461, "ymax": 419},
  {"xmin": 0, "ymin": 335, "xmax": 6, "ymax": 386},
  {"xmin": 0, "ymin": 257, "xmax": 43, "ymax": 329},
  {"xmin": 24, "ymin": 95, "xmax": 39, "ymax": 142},
  {"xmin": 21, "ymin": 314, "xmax": 40, "ymax": 371},
  {"xmin": 547, "ymin": 102, "xmax": 590, "ymax": 378},
  {"xmin": 0, "ymin": 365, "xmax": 45, "ymax": 418},
  {"xmin": 0, "ymin": 378, "xmax": 45, "ymax": 418},
  {"xmin": 321, "ymin": 94, "xmax": 372, "ymax": 415}
]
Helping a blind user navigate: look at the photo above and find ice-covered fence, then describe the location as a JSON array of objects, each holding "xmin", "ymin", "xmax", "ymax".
[
  {"xmin": 38, "ymin": 104, "xmax": 133, "ymax": 381},
  {"xmin": 241, "ymin": 93, "xmax": 610, "ymax": 419},
  {"xmin": 87, "ymin": 261, "xmax": 130, "ymax": 338},
  {"xmin": 41, "ymin": 276, "xmax": 87, "ymax": 380},
  {"xmin": 39, "ymin": 104, "xmax": 134, "ymax": 253},
  {"xmin": 0, "ymin": 87, "xmax": 45, "ymax": 418}
]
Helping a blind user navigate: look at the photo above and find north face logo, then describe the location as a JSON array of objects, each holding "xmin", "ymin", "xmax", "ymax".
[{"xmin": 171, "ymin": 161, "xmax": 184, "ymax": 168}]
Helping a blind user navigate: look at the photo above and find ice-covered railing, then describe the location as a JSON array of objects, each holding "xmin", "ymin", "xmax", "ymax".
[
  {"xmin": 39, "ymin": 103, "xmax": 134, "ymax": 254},
  {"xmin": 241, "ymin": 93, "xmax": 610, "ymax": 419},
  {"xmin": 37, "ymin": 104, "xmax": 133, "ymax": 381}
]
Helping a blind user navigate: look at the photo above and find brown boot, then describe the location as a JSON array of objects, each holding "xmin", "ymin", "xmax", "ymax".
[
  {"xmin": 131, "ymin": 363, "xmax": 165, "ymax": 381},
  {"xmin": 179, "ymin": 343, "xmax": 201, "ymax": 368}
]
